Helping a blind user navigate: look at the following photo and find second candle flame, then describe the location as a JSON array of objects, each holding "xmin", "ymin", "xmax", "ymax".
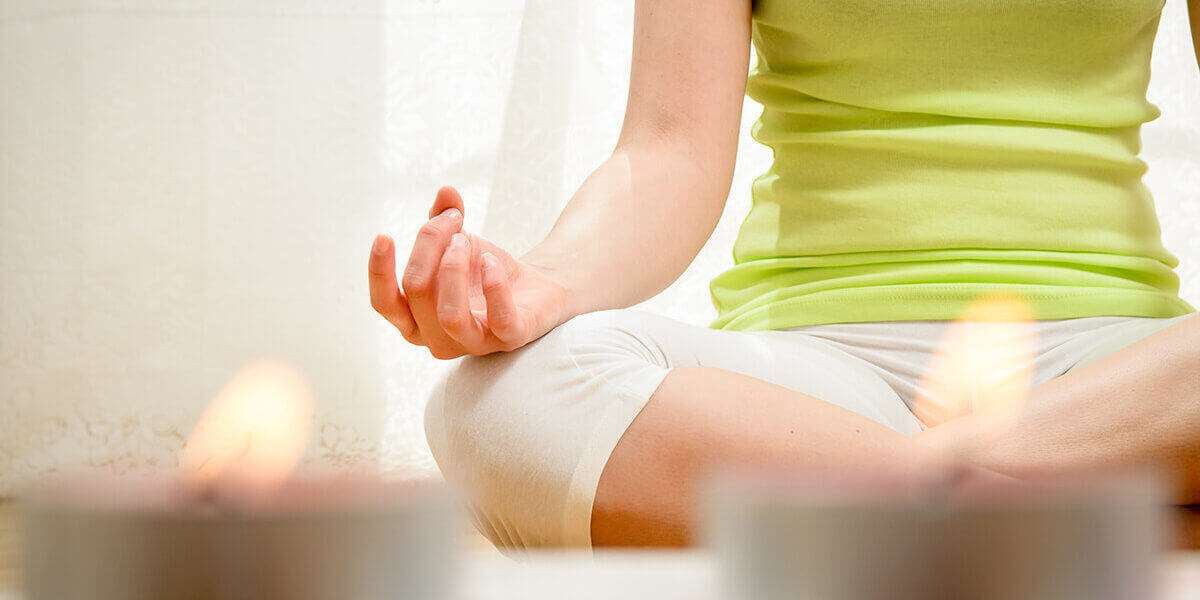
[{"xmin": 912, "ymin": 295, "xmax": 1036, "ymax": 440}]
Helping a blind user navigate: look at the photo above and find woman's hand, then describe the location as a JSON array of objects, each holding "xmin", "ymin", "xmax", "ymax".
[{"xmin": 369, "ymin": 186, "xmax": 570, "ymax": 359}]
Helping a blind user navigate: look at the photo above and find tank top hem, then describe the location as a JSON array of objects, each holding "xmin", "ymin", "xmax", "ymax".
[{"xmin": 710, "ymin": 285, "xmax": 1195, "ymax": 331}]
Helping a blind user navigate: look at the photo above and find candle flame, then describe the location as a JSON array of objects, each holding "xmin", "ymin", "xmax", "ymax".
[
  {"xmin": 182, "ymin": 360, "xmax": 313, "ymax": 493},
  {"xmin": 912, "ymin": 295, "xmax": 1036, "ymax": 439}
]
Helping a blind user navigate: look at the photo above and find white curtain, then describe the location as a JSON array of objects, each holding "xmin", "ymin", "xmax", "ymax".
[{"xmin": 1, "ymin": 0, "xmax": 1197, "ymax": 495}]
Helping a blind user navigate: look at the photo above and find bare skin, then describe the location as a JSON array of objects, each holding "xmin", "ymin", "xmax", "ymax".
[
  {"xmin": 589, "ymin": 366, "xmax": 1017, "ymax": 547},
  {"xmin": 371, "ymin": 0, "xmax": 1200, "ymax": 547},
  {"xmin": 915, "ymin": 313, "xmax": 1200, "ymax": 501}
]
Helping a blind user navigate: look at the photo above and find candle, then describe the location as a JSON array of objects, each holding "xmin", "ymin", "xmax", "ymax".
[
  {"xmin": 706, "ymin": 466, "xmax": 1166, "ymax": 600},
  {"xmin": 706, "ymin": 297, "xmax": 1170, "ymax": 599},
  {"xmin": 21, "ymin": 474, "xmax": 456, "ymax": 600},
  {"xmin": 18, "ymin": 360, "xmax": 459, "ymax": 600}
]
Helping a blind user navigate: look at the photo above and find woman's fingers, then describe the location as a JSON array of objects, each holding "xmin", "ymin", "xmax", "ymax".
[
  {"xmin": 481, "ymin": 252, "xmax": 526, "ymax": 346},
  {"xmin": 402, "ymin": 207, "xmax": 465, "ymax": 358},
  {"xmin": 368, "ymin": 234, "xmax": 421, "ymax": 344},
  {"xmin": 427, "ymin": 186, "xmax": 465, "ymax": 219},
  {"xmin": 436, "ymin": 233, "xmax": 487, "ymax": 349}
]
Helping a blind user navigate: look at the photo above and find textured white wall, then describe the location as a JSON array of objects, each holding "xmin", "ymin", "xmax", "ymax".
[
  {"xmin": 1, "ymin": 1, "xmax": 398, "ymax": 491},
  {"xmin": 0, "ymin": 1, "xmax": 1197, "ymax": 494}
]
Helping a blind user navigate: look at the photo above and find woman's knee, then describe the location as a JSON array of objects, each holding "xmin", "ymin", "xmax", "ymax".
[
  {"xmin": 424, "ymin": 343, "xmax": 548, "ymax": 480},
  {"xmin": 426, "ymin": 310, "xmax": 649, "ymax": 468},
  {"xmin": 422, "ymin": 309, "xmax": 669, "ymax": 547},
  {"xmin": 424, "ymin": 346, "xmax": 555, "ymax": 547}
]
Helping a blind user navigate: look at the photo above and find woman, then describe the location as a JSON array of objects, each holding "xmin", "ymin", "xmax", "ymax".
[{"xmin": 369, "ymin": 0, "xmax": 1200, "ymax": 549}]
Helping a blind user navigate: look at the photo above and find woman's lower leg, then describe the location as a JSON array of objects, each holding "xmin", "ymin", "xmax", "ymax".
[{"xmin": 589, "ymin": 366, "xmax": 1006, "ymax": 547}]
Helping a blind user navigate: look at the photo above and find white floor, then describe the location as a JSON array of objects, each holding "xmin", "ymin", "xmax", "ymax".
[{"xmin": 459, "ymin": 550, "xmax": 1200, "ymax": 600}]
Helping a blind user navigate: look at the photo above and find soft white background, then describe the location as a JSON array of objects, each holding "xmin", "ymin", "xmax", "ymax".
[{"xmin": 1, "ymin": 0, "xmax": 1197, "ymax": 495}]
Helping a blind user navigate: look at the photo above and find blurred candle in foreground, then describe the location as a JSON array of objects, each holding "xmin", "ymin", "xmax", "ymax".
[
  {"xmin": 706, "ymin": 294, "xmax": 1168, "ymax": 600},
  {"xmin": 19, "ymin": 360, "xmax": 457, "ymax": 600},
  {"xmin": 705, "ymin": 466, "xmax": 1167, "ymax": 600}
]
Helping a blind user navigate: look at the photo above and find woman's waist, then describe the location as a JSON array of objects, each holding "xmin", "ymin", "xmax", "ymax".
[
  {"xmin": 714, "ymin": 249, "xmax": 1183, "ymax": 292},
  {"xmin": 734, "ymin": 178, "xmax": 1176, "ymax": 267},
  {"xmin": 708, "ymin": 270, "xmax": 1194, "ymax": 331}
]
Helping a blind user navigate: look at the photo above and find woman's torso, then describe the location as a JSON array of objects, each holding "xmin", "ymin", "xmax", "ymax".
[{"xmin": 710, "ymin": 0, "xmax": 1194, "ymax": 330}]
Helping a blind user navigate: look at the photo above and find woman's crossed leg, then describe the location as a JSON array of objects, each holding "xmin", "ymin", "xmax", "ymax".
[
  {"xmin": 427, "ymin": 309, "xmax": 1200, "ymax": 549},
  {"xmin": 428, "ymin": 309, "xmax": 972, "ymax": 549}
]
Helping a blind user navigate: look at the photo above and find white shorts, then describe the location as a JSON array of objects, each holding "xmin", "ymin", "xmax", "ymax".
[{"xmin": 423, "ymin": 309, "xmax": 1196, "ymax": 551}]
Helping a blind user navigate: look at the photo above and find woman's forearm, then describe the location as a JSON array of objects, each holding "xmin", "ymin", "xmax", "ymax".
[
  {"xmin": 521, "ymin": 141, "xmax": 733, "ymax": 320},
  {"xmin": 516, "ymin": 0, "xmax": 750, "ymax": 323}
]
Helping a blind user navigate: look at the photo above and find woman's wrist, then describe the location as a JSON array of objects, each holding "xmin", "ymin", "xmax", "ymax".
[{"xmin": 520, "ymin": 247, "xmax": 589, "ymax": 325}]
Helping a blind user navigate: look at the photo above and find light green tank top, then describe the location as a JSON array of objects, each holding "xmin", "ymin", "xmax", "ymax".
[{"xmin": 710, "ymin": 0, "xmax": 1195, "ymax": 330}]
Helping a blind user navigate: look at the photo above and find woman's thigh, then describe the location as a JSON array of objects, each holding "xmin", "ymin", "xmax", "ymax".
[
  {"xmin": 424, "ymin": 309, "xmax": 920, "ymax": 550},
  {"xmin": 1058, "ymin": 312, "xmax": 1199, "ymax": 374}
]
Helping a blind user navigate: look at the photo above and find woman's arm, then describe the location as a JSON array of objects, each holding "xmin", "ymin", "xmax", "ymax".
[
  {"xmin": 523, "ymin": 0, "xmax": 752, "ymax": 318},
  {"xmin": 369, "ymin": 0, "xmax": 752, "ymax": 358}
]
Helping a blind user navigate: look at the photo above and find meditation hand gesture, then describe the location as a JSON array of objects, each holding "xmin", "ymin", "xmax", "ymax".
[{"xmin": 368, "ymin": 186, "xmax": 570, "ymax": 359}]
